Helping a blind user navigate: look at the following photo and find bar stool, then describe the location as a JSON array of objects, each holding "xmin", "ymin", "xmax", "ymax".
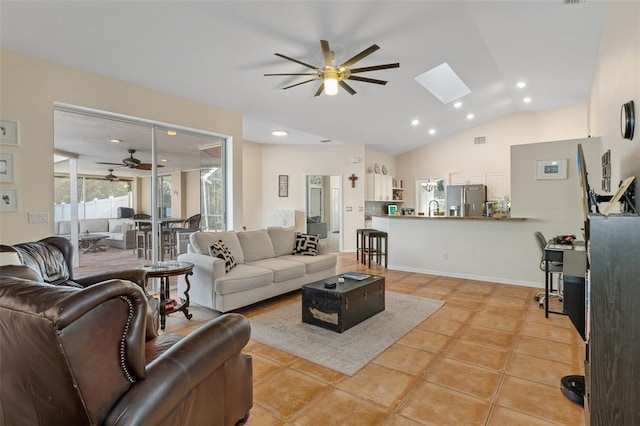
[
  {"xmin": 364, "ymin": 230, "xmax": 388, "ymax": 268},
  {"xmin": 135, "ymin": 230, "xmax": 151, "ymax": 259},
  {"xmin": 356, "ymin": 228, "xmax": 377, "ymax": 263}
]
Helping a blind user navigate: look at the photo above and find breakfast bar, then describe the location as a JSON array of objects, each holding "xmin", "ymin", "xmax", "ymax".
[{"xmin": 371, "ymin": 215, "xmax": 543, "ymax": 287}]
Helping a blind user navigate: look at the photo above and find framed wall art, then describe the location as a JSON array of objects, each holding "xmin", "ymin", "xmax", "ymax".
[
  {"xmin": 0, "ymin": 153, "xmax": 14, "ymax": 183},
  {"xmin": 536, "ymin": 159, "xmax": 567, "ymax": 180},
  {"xmin": 278, "ymin": 175, "xmax": 288, "ymax": 197},
  {"xmin": 0, "ymin": 188, "xmax": 19, "ymax": 212},
  {"xmin": 0, "ymin": 120, "xmax": 19, "ymax": 146}
]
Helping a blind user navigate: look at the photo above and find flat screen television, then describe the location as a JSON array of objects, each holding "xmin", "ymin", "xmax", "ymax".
[{"xmin": 577, "ymin": 143, "xmax": 590, "ymax": 223}]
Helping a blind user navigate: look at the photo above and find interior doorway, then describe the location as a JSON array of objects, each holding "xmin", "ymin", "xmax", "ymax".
[{"xmin": 306, "ymin": 174, "xmax": 341, "ymax": 252}]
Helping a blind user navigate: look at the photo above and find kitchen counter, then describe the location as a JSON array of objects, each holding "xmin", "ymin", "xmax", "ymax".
[
  {"xmin": 372, "ymin": 215, "xmax": 541, "ymax": 287},
  {"xmin": 373, "ymin": 214, "xmax": 526, "ymax": 221}
]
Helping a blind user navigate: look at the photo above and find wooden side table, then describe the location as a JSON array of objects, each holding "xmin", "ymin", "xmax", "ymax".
[{"xmin": 143, "ymin": 261, "xmax": 193, "ymax": 331}]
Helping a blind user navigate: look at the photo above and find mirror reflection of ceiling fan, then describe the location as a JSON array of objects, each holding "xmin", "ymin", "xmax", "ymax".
[
  {"xmin": 264, "ymin": 39, "xmax": 399, "ymax": 96},
  {"xmin": 96, "ymin": 149, "xmax": 164, "ymax": 171}
]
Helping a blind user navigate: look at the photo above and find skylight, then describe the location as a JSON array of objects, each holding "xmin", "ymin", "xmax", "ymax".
[{"xmin": 414, "ymin": 62, "xmax": 471, "ymax": 104}]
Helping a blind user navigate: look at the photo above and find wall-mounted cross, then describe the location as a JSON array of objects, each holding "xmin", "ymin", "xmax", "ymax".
[{"xmin": 349, "ymin": 174, "xmax": 358, "ymax": 188}]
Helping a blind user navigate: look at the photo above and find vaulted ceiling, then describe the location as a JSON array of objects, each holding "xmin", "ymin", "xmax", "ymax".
[{"xmin": 1, "ymin": 1, "xmax": 608, "ymax": 174}]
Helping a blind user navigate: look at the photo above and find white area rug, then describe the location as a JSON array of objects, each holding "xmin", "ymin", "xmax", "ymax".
[{"xmin": 249, "ymin": 292, "xmax": 444, "ymax": 376}]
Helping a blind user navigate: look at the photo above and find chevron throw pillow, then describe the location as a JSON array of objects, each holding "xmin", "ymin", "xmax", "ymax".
[
  {"xmin": 293, "ymin": 232, "xmax": 319, "ymax": 256},
  {"xmin": 209, "ymin": 240, "xmax": 236, "ymax": 273}
]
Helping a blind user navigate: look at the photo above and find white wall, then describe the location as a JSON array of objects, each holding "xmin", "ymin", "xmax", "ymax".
[
  {"xmin": 589, "ymin": 1, "xmax": 640, "ymax": 194},
  {"xmin": 259, "ymin": 143, "xmax": 366, "ymax": 251},
  {"xmin": 0, "ymin": 49, "xmax": 243, "ymax": 244}
]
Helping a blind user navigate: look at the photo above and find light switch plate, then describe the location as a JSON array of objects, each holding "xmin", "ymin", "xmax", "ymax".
[{"xmin": 29, "ymin": 212, "xmax": 50, "ymax": 224}]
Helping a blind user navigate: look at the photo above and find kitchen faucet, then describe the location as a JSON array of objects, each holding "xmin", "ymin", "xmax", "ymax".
[{"xmin": 428, "ymin": 200, "xmax": 440, "ymax": 217}]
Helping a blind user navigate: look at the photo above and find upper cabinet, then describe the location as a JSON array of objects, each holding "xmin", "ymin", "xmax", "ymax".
[
  {"xmin": 449, "ymin": 172, "xmax": 510, "ymax": 201},
  {"xmin": 366, "ymin": 173, "xmax": 394, "ymax": 201}
]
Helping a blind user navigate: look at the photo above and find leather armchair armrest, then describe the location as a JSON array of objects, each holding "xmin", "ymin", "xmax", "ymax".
[
  {"xmin": 106, "ymin": 313, "xmax": 252, "ymax": 425},
  {"xmin": 74, "ymin": 269, "xmax": 148, "ymax": 288}
]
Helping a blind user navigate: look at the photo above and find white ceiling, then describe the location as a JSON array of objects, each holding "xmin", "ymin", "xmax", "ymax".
[{"xmin": 0, "ymin": 1, "xmax": 608, "ymax": 176}]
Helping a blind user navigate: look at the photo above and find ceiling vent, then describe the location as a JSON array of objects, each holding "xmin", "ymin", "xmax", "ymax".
[
  {"xmin": 320, "ymin": 139, "xmax": 332, "ymax": 143},
  {"xmin": 474, "ymin": 136, "xmax": 487, "ymax": 145},
  {"xmin": 564, "ymin": 0, "xmax": 584, "ymax": 4}
]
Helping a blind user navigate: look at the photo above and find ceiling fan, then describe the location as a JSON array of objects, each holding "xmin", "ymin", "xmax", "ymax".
[
  {"xmin": 104, "ymin": 169, "xmax": 119, "ymax": 182},
  {"xmin": 96, "ymin": 149, "xmax": 163, "ymax": 171},
  {"xmin": 264, "ymin": 39, "xmax": 399, "ymax": 96}
]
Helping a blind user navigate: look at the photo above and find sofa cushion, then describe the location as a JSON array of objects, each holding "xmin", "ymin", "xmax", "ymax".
[
  {"xmin": 267, "ymin": 226, "xmax": 297, "ymax": 257},
  {"xmin": 108, "ymin": 218, "xmax": 134, "ymax": 234},
  {"xmin": 190, "ymin": 231, "xmax": 245, "ymax": 264},
  {"xmin": 247, "ymin": 258, "xmax": 305, "ymax": 282},
  {"xmin": 79, "ymin": 219, "xmax": 109, "ymax": 234},
  {"xmin": 214, "ymin": 264, "xmax": 272, "ymax": 295},
  {"xmin": 293, "ymin": 233, "xmax": 319, "ymax": 256},
  {"xmin": 209, "ymin": 241, "xmax": 236, "ymax": 273},
  {"xmin": 237, "ymin": 229, "xmax": 275, "ymax": 262},
  {"xmin": 279, "ymin": 253, "xmax": 337, "ymax": 274}
]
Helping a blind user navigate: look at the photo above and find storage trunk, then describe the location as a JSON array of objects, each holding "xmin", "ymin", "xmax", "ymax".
[{"xmin": 302, "ymin": 276, "xmax": 385, "ymax": 333}]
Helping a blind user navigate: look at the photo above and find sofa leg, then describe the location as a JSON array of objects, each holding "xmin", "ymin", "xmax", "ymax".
[{"xmin": 235, "ymin": 411, "xmax": 250, "ymax": 426}]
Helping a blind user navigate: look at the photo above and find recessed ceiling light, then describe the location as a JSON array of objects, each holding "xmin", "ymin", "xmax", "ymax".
[
  {"xmin": 428, "ymin": 129, "xmax": 436, "ymax": 135},
  {"xmin": 453, "ymin": 101, "xmax": 463, "ymax": 109},
  {"xmin": 467, "ymin": 113, "xmax": 475, "ymax": 120},
  {"xmin": 110, "ymin": 139, "xmax": 121, "ymax": 143},
  {"xmin": 516, "ymin": 81, "xmax": 527, "ymax": 89},
  {"xmin": 411, "ymin": 119, "xmax": 420, "ymax": 126},
  {"xmin": 523, "ymin": 97, "xmax": 532, "ymax": 103},
  {"xmin": 167, "ymin": 130, "xmax": 177, "ymax": 136},
  {"xmin": 272, "ymin": 130, "xmax": 288, "ymax": 136},
  {"xmin": 160, "ymin": 159, "xmax": 168, "ymax": 162}
]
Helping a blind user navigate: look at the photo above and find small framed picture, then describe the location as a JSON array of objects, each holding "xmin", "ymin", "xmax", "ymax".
[
  {"xmin": 0, "ymin": 188, "xmax": 18, "ymax": 212},
  {"xmin": 0, "ymin": 153, "xmax": 14, "ymax": 183},
  {"xmin": 279, "ymin": 175, "xmax": 288, "ymax": 197},
  {"xmin": 536, "ymin": 159, "xmax": 567, "ymax": 180},
  {"xmin": 0, "ymin": 120, "xmax": 19, "ymax": 146}
]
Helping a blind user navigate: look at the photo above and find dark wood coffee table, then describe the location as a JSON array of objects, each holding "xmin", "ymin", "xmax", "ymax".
[{"xmin": 302, "ymin": 274, "xmax": 385, "ymax": 333}]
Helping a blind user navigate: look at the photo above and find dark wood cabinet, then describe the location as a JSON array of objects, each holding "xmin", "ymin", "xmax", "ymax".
[{"xmin": 585, "ymin": 214, "xmax": 640, "ymax": 424}]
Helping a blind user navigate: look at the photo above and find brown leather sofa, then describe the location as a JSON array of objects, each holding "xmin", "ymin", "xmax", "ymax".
[
  {"xmin": 0, "ymin": 236, "xmax": 160, "ymax": 333},
  {"xmin": 0, "ymin": 275, "xmax": 253, "ymax": 425}
]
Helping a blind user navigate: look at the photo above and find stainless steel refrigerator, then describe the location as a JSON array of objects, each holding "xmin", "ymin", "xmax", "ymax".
[{"xmin": 446, "ymin": 184, "xmax": 487, "ymax": 217}]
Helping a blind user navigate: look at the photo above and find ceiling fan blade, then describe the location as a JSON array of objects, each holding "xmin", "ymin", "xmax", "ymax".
[
  {"xmin": 136, "ymin": 163, "xmax": 164, "ymax": 171},
  {"xmin": 349, "ymin": 63, "xmax": 400, "ymax": 74},
  {"xmin": 347, "ymin": 75, "xmax": 388, "ymax": 85},
  {"xmin": 274, "ymin": 53, "xmax": 318, "ymax": 70},
  {"xmin": 314, "ymin": 82, "xmax": 325, "ymax": 97},
  {"xmin": 339, "ymin": 80, "xmax": 357, "ymax": 95},
  {"xmin": 281, "ymin": 78, "xmax": 318, "ymax": 90},
  {"xmin": 264, "ymin": 73, "xmax": 319, "ymax": 76},
  {"xmin": 339, "ymin": 44, "xmax": 380, "ymax": 69},
  {"xmin": 320, "ymin": 40, "xmax": 333, "ymax": 67},
  {"xmin": 96, "ymin": 161, "xmax": 125, "ymax": 166}
]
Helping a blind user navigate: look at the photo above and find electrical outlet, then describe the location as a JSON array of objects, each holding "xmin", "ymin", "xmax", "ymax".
[
  {"xmin": 28, "ymin": 212, "xmax": 50, "ymax": 224},
  {"xmin": 441, "ymin": 252, "xmax": 448, "ymax": 261}
]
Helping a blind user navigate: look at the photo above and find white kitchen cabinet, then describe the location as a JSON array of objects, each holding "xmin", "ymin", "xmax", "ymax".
[
  {"xmin": 487, "ymin": 172, "xmax": 510, "ymax": 201},
  {"xmin": 366, "ymin": 173, "xmax": 393, "ymax": 201}
]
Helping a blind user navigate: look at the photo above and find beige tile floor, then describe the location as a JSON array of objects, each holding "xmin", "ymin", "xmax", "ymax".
[{"xmin": 77, "ymin": 248, "xmax": 585, "ymax": 425}]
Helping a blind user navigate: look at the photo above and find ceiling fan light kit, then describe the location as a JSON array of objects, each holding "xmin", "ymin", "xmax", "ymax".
[{"xmin": 265, "ymin": 39, "xmax": 399, "ymax": 97}]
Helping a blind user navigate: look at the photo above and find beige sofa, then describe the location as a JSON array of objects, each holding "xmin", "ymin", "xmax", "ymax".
[
  {"xmin": 177, "ymin": 227, "xmax": 337, "ymax": 312},
  {"xmin": 55, "ymin": 218, "xmax": 136, "ymax": 250}
]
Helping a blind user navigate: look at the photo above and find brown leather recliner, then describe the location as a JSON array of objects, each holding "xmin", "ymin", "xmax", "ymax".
[
  {"xmin": 0, "ymin": 276, "xmax": 253, "ymax": 425},
  {"xmin": 0, "ymin": 236, "xmax": 160, "ymax": 333}
]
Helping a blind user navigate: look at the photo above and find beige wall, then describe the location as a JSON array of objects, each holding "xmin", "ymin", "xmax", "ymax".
[
  {"xmin": 241, "ymin": 141, "xmax": 264, "ymax": 231},
  {"xmin": 259, "ymin": 143, "xmax": 366, "ymax": 251},
  {"xmin": 589, "ymin": 1, "xmax": 640, "ymax": 191},
  {"xmin": 396, "ymin": 105, "xmax": 588, "ymax": 209},
  {"xmin": 0, "ymin": 49, "xmax": 243, "ymax": 244}
]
